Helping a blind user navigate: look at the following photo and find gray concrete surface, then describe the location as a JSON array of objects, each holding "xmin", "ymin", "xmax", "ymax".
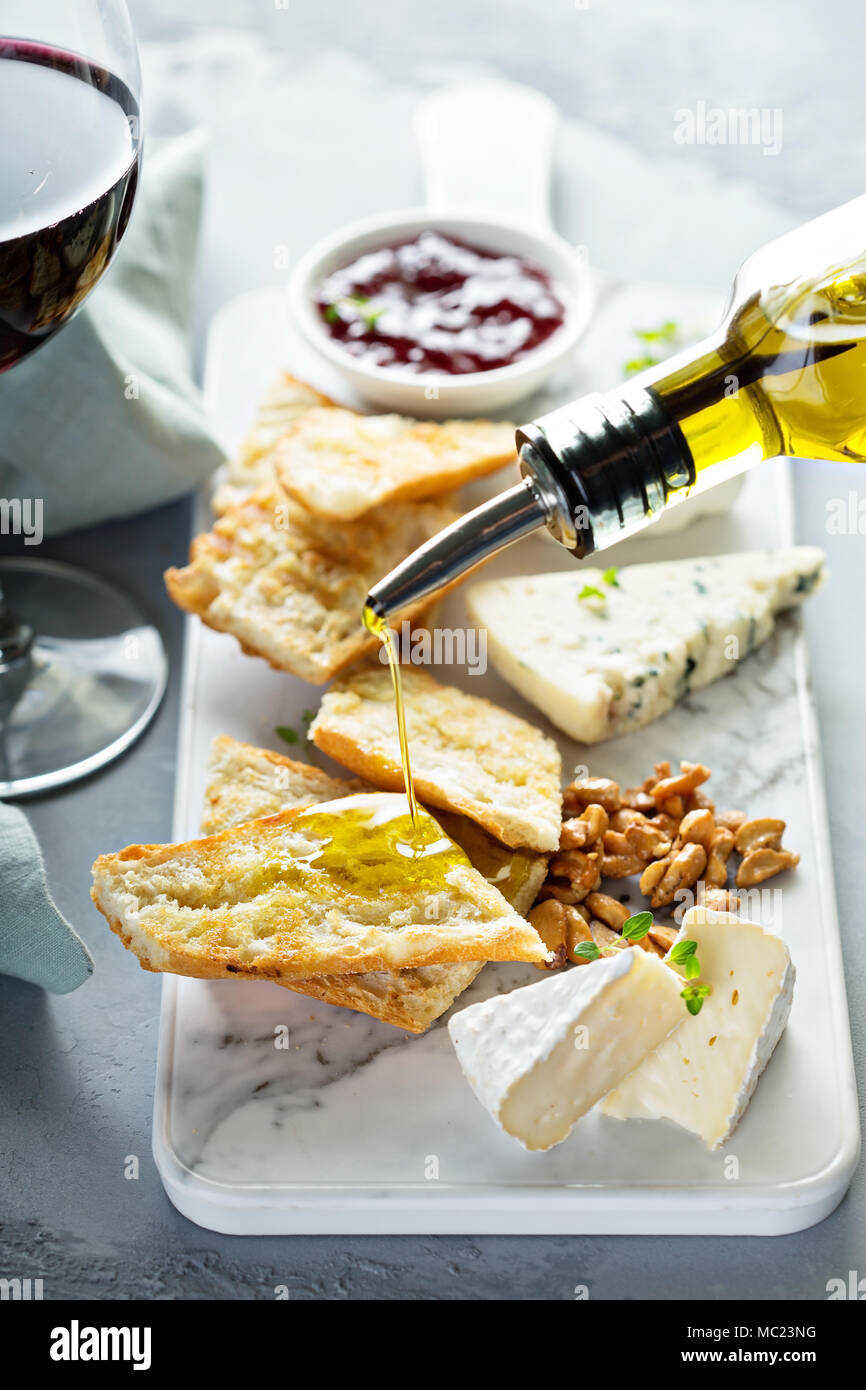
[{"xmin": 1, "ymin": 0, "xmax": 864, "ymax": 1298}]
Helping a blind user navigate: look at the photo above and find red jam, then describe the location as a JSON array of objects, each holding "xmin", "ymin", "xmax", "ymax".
[{"xmin": 314, "ymin": 230, "xmax": 567, "ymax": 375}]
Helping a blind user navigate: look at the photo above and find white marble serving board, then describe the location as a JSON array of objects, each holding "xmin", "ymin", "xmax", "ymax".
[{"xmin": 153, "ymin": 284, "xmax": 859, "ymax": 1234}]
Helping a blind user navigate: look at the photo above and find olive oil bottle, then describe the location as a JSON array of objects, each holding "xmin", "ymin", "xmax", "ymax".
[{"xmin": 365, "ymin": 194, "xmax": 866, "ymax": 620}]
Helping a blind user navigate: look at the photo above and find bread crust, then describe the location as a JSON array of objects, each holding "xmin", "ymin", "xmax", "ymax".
[
  {"xmin": 94, "ymin": 893, "xmax": 538, "ymax": 983},
  {"xmin": 192, "ymin": 736, "xmax": 548, "ymax": 1030},
  {"xmin": 213, "ymin": 372, "xmax": 337, "ymax": 513},
  {"xmin": 309, "ymin": 666, "xmax": 563, "ymax": 851},
  {"xmin": 281, "ymin": 963, "xmax": 485, "ymax": 1034},
  {"xmin": 91, "ymin": 805, "xmax": 548, "ymax": 982},
  {"xmin": 164, "ymin": 488, "xmax": 459, "ymax": 685},
  {"xmin": 201, "ymin": 735, "xmax": 370, "ymax": 835},
  {"xmin": 100, "ymin": 884, "xmax": 483, "ymax": 1032},
  {"xmin": 273, "ymin": 408, "xmax": 517, "ymax": 521}
]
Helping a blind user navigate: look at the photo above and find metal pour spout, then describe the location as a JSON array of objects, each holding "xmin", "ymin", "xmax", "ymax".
[{"xmin": 364, "ymin": 476, "xmax": 549, "ymax": 623}]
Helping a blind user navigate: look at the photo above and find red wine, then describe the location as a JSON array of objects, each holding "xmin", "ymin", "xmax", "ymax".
[{"xmin": 0, "ymin": 39, "xmax": 140, "ymax": 372}]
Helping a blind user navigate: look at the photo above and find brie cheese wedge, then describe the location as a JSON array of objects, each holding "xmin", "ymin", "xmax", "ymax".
[
  {"xmin": 466, "ymin": 548, "xmax": 824, "ymax": 744},
  {"xmin": 448, "ymin": 949, "xmax": 685, "ymax": 1151},
  {"xmin": 601, "ymin": 907, "xmax": 794, "ymax": 1150}
]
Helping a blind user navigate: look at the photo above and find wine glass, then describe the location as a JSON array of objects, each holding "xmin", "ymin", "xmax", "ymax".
[{"xmin": 0, "ymin": 1, "xmax": 166, "ymax": 797}]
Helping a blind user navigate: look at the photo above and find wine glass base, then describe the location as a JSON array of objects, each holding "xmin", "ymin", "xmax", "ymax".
[{"xmin": 0, "ymin": 558, "xmax": 167, "ymax": 798}]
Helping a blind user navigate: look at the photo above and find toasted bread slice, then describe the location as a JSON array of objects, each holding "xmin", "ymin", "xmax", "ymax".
[
  {"xmin": 286, "ymin": 962, "xmax": 485, "ymax": 1034},
  {"xmin": 213, "ymin": 373, "xmax": 336, "ymax": 513},
  {"xmin": 435, "ymin": 810, "xmax": 549, "ymax": 918},
  {"xmin": 309, "ymin": 666, "xmax": 563, "ymax": 851},
  {"xmin": 200, "ymin": 737, "xmax": 485, "ymax": 1030},
  {"xmin": 200, "ymin": 742, "xmax": 546, "ymax": 1032},
  {"xmin": 201, "ymin": 734, "xmax": 371, "ymax": 835},
  {"xmin": 202, "ymin": 736, "xmax": 548, "ymax": 913},
  {"xmin": 273, "ymin": 407, "xmax": 516, "ymax": 520},
  {"xmin": 92, "ymin": 794, "xmax": 548, "ymax": 984},
  {"xmin": 165, "ymin": 486, "xmax": 459, "ymax": 684}
]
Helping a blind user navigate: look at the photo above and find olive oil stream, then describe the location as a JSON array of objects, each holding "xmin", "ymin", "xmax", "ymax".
[
  {"xmin": 255, "ymin": 616, "xmax": 471, "ymax": 901},
  {"xmin": 363, "ymin": 605, "xmax": 420, "ymax": 826},
  {"xmin": 250, "ymin": 611, "xmax": 432, "ymax": 899},
  {"xmin": 249, "ymin": 606, "xmax": 429, "ymax": 900}
]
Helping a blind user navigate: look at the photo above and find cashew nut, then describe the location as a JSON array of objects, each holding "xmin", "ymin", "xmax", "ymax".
[
  {"xmin": 685, "ymin": 786, "xmax": 716, "ymax": 814},
  {"xmin": 537, "ymin": 878, "xmax": 582, "ymax": 905},
  {"xmin": 676, "ymin": 808, "xmax": 716, "ymax": 850},
  {"xmin": 584, "ymin": 891, "xmax": 630, "ymax": 931},
  {"xmin": 527, "ymin": 900, "xmax": 569, "ymax": 970},
  {"xmin": 565, "ymin": 906, "xmax": 594, "ymax": 963},
  {"xmin": 648, "ymin": 841, "xmax": 707, "ymax": 908},
  {"xmin": 559, "ymin": 817, "xmax": 592, "ymax": 850},
  {"xmin": 589, "ymin": 919, "xmax": 622, "ymax": 951},
  {"xmin": 705, "ymin": 827, "xmax": 735, "ymax": 887},
  {"xmin": 602, "ymin": 829, "xmax": 633, "ymax": 857},
  {"xmin": 698, "ymin": 885, "xmax": 741, "ymax": 912},
  {"xmin": 648, "ymin": 922, "xmax": 678, "ymax": 954},
  {"xmin": 625, "ymin": 820, "xmax": 673, "ymax": 860},
  {"xmin": 622, "ymin": 786, "xmax": 657, "ymax": 813},
  {"xmin": 650, "ymin": 811, "xmax": 682, "ymax": 839},
  {"xmin": 639, "ymin": 857, "xmax": 668, "ymax": 897},
  {"xmin": 733, "ymin": 817, "xmax": 786, "ymax": 855},
  {"xmin": 609, "ymin": 808, "xmax": 644, "ymax": 832},
  {"xmin": 563, "ymin": 777, "xmax": 622, "ymax": 814},
  {"xmin": 651, "ymin": 761, "xmax": 711, "ymax": 804},
  {"xmin": 548, "ymin": 849, "xmax": 601, "ymax": 900},
  {"xmin": 601, "ymin": 852, "xmax": 647, "ymax": 878},
  {"xmin": 559, "ymin": 803, "xmax": 609, "ymax": 849},
  {"xmin": 736, "ymin": 847, "xmax": 800, "ymax": 887}
]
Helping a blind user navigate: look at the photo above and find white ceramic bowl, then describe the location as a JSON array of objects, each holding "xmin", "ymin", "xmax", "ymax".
[{"xmin": 288, "ymin": 208, "xmax": 594, "ymax": 419}]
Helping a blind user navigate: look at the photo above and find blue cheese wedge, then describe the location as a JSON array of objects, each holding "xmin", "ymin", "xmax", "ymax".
[
  {"xmin": 466, "ymin": 547, "xmax": 824, "ymax": 743},
  {"xmin": 601, "ymin": 907, "xmax": 794, "ymax": 1150},
  {"xmin": 448, "ymin": 949, "xmax": 685, "ymax": 1151}
]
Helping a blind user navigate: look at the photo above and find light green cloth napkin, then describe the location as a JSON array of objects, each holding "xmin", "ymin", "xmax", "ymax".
[
  {"xmin": 0, "ymin": 129, "xmax": 225, "ymax": 535},
  {"xmin": 0, "ymin": 802, "xmax": 93, "ymax": 992},
  {"xmin": 0, "ymin": 130, "xmax": 223, "ymax": 991}
]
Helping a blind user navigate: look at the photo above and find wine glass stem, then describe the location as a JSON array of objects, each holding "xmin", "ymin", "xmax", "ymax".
[
  {"xmin": 0, "ymin": 576, "xmax": 14, "ymax": 647},
  {"xmin": 0, "ymin": 573, "xmax": 27, "ymax": 771},
  {"xmin": 0, "ymin": 572, "xmax": 34, "ymax": 780},
  {"xmin": 0, "ymin": 575, "xmax": 11, "ymax": 640},
  {"xmin": 0, "ymin": 574, "xmax": 34, "ymax": 664}
]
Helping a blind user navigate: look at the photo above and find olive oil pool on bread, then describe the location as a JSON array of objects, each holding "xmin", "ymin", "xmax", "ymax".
[
  {"xmin": 289, "ymin": 797, "xmax": 467, "ymax": 896},
  {"xmin": 365, "ymin": 193, "xmax": 866, "ymax": 624}
]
